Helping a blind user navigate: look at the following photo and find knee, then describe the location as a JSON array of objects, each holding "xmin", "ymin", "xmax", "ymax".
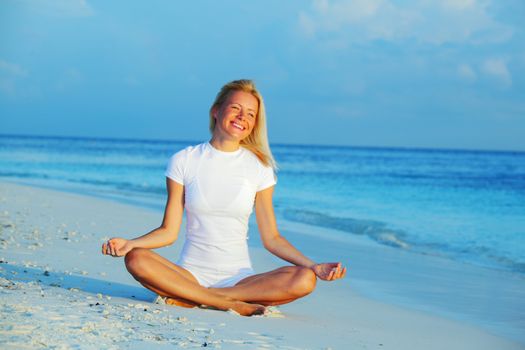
[
  {"xmin": 290, "ymin": 266, "xmax": 317, "ymax": 297},
  {"xmin": 124, "ymin": 248, "xmax": 150, "ymax": 274}
]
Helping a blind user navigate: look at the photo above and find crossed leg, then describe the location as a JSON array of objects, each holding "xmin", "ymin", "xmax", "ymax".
[
  {"xmin": 210, "ymin": 266, "xmax": 317, "ymax": 306},
  {"xmin": 124, "ymin": 248, "xmax": 265, "ymax": 316},
  {"xmin": 124, "ymin": 248, "xmax": 317, "ymax": 314}
]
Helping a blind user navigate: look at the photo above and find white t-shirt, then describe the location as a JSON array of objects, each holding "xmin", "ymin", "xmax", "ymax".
[{"xmin": 165, "ymin": 142, "xmax": 276, "ymax": 269}]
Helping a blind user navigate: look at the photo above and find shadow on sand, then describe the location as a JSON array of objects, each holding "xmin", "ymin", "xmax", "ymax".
[{"xmin": 0, "ymin": 262, "xmax": 155, "ymax": 302}]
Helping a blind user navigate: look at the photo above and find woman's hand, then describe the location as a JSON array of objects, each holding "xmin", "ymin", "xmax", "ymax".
[
  {"xmin": 311, "ymin": 262, "xmax": 346, "ymax": 281},
  {"xmin": 101, "ymin": 237, "xmax": 134, "ymax": 257}
]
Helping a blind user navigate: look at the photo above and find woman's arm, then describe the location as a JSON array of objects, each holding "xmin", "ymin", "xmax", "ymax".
[
  {"xmin": 255, "ymin": 186, "xmax": 346, "ymax": 281},
  {"xmin": 255, "ymin": 186, "xmax": 316, "ymax": 267},
  {"xmin": 102, "ymin": 178, "xmax": 184, "ymax": 256}
]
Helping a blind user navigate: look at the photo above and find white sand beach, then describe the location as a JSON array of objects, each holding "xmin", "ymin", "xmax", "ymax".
[{"xmin": 0, "ymin": 181, "xmax": 523, "ymax": 349}]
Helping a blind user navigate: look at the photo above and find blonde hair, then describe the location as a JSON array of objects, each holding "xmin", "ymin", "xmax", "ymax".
[{"xmin": 209, "ymin": 79, "xmax": 277, "ymax": 170}]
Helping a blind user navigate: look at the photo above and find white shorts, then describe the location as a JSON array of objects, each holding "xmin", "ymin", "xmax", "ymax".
[
  {"xmin": 177, "ymin": 239, "xmax": 254, "ymax": 288},
  {"xmin": 180, "ymin": 263, "xmax": 255, "ymax": 288}
]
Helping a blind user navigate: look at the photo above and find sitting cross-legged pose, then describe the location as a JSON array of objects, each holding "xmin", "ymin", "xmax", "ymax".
[{"xmin": 101, "ymin": 79, "xmax": 346, "ymax": 316}]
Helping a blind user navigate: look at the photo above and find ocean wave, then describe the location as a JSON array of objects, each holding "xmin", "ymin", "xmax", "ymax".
[
  {"xmin": 0, "ymin": 171, "xmax": 50, "ymax": 179},
  {"xmin": 281, "ymin": 209, "xmax": 525, "ymax": 273},
  {"xmin": 282, "ymin": 209, "xmax": 410, "ymax": 249},
  {"xmin": 69, "ymin": 178, "xmax": 165, "ymax": 195},
  {"xmin": 0, "ymin": 172, "xmax": 165, "ymax": 197}
]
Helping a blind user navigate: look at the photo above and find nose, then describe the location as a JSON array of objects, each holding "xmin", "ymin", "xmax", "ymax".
[{"xmin": 236, "ymin": 109, "xmax": 245, "ymax": 120}]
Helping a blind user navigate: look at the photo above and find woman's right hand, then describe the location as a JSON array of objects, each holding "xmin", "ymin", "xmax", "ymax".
[{"xmin": 101, "ymin": 237, "xmax": 134, "ymax": 257}]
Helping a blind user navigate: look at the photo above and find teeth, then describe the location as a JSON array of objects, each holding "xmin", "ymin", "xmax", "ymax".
[{"xmin": 232, "ymin": 122, "xmax": 245, "ymax": 130}]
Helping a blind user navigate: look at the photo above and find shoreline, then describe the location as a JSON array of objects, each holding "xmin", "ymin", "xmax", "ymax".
[
  {"xmin": 6, "ymin": 176, "xmax": 524, "ymax": 276},
  {"xmin": 1, "ymin": 180, "xmax": 524, "ymax": 349}
]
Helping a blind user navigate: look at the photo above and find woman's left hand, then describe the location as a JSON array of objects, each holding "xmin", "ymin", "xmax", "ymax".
[{"xmin": 311, "ymin": 262, "xmax": 346, "ymax": 281}]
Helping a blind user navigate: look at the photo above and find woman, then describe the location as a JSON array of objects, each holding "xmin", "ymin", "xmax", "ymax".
[{"xmin": 102, "ymin": 79, "xmax": 346, "ymax": 316}]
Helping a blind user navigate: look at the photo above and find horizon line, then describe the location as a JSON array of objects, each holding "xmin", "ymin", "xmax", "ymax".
[{"xmin": 0, "ymin": 132, "xmax": 523, "ymax": 155}]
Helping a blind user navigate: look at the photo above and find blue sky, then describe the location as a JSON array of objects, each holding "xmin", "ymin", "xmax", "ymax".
[{"xmin": 1, "ymin": 0, "xmax": 524, "ymax": 151}]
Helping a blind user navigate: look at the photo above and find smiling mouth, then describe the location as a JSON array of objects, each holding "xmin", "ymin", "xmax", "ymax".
[{"xmin": 232, "ymin": 122, "xmax": 246, "ymax": 131}]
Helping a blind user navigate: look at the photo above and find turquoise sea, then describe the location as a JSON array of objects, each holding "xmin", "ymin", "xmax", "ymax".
[{"xmin": 1, "ymin": 134, "xmax": 524, "ymax": 274}]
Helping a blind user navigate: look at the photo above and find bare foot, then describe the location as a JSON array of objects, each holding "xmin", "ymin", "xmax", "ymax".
[
  {"xmin": 231, "ymin": 301, "xmax": 266, "ymax": 316},
  {"xmin": 165, "ymin": 296, "xmax": 264, "ymax": 316},
  {"xmin": 165, "ymin": 296, "xmax": 198, "ymax": 308}
]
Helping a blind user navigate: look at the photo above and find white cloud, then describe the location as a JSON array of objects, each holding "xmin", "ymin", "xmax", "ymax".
[
  {"xmin": 0, "ymin": 60, "xmax": 28, "ymax": 77},
  {"xmin": 299, "ymin": 0, "xmax": 417, "ymax": 42},
  {"xmin": 56, "ymin": 68, "xmax": 84, "ymax": 92},
  {"xmin": 315, "ymin": 0, "xmax": 383, "ymax": 24},
  {"xmin": 0, "ymin": 60, "xmax": 29, "ymax": 97},
  {"xmin": 442, "ymin": 0, "xmax": 476, "ymax": 11},
  {"xmin": 0, "ymin": 79, "xmax": 15, "ymax": 96},
  {"xmin": 458, "ymin": 64, "xmax": 477, "ymax": 81},
  {"xmin": 298, "ymin": 12, "xmax": 316, "ymax": 38},
  {"xmin": 482, "ymin": 58, "xmax": 512, "ymax": 87},
  {"xmin": 298, "ymin": 0, "xmax": 512, "ymax": 45},
  {"xmin": 19, "ymin": 0, "xmax": 94, "ymax": 17}
]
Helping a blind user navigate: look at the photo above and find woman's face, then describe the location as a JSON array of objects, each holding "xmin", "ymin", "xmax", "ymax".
[{"xmin": 213, "ymin": 90, "xmax": 258, "ymax": 142}]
